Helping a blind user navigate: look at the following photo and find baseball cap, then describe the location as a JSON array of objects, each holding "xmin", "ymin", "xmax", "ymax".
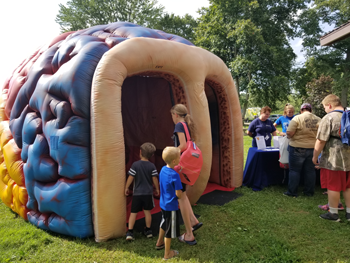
[{"xmin": 300, "ymin": 103, "xmax": 312, "ymax": 110}]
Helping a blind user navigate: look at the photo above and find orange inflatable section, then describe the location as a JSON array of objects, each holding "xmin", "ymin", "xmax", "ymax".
[{"xmin": 0, "ymin": 121, "xmax": 28, "ymax": 220}]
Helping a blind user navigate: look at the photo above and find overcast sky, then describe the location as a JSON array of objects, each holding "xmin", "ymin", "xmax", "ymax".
[{"xmin": 0, "ymin": 0, "xmax": 316, "ymax": 86}]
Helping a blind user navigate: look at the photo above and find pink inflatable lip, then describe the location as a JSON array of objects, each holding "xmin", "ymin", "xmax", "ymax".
[{"xmin": 91, "ymin": 37, "xmax": 243, "ymax": 241}]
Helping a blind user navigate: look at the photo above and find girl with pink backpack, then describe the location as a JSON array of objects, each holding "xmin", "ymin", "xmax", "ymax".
[{"xmin": 170, "ymin": 104, "xmax": 203, "ymax": 245}]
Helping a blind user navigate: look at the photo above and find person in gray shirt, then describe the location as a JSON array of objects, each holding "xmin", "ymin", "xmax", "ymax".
[
  {"xmin": 313, "ymin": 94, "xmax": 350, "ymax": 222},
  {"xmin": 125, "ymin": 142, "xmax": 159, "ymax": 240}
]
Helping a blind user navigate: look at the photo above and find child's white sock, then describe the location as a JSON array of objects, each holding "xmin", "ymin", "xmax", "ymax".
[
  {"xmin": 346, "ymin": 207, "xmax": 350, "ymax": 213},
  {"xmin": 329, "ymin": 207, "xmax": 338, "ymax": 214}
]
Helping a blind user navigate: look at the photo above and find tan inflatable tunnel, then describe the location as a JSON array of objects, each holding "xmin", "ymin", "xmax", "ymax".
[{"xmin": 91, "ymin": 38, "xmax": 243, "ymax": 241}]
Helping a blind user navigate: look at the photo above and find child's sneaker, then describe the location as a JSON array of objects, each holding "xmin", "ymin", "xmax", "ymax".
[
  {"xmin": 319, "ymin": 212, "xmax": 340, "ymax": 222},
  {"xmin": 126, "ymin": 231, "xmax": 134, "ymax": 241},
  {"xmin": 346, "ymin": 213, "xmax": 350, "ymax": 221},
  {"xmin": 144, "ymin": 228, "xmax": 153, "ymax": 238}
]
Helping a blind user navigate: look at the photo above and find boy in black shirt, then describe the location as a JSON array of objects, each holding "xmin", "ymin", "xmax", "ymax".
[{"xmin": 125, "ymin": 142, "xmax": 159, "ymax": 240}]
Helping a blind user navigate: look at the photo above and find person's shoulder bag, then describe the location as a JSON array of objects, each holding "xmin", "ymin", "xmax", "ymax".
[{"xmin": 174, "ymin": 122, "xmax": 203, "ymax": 185}]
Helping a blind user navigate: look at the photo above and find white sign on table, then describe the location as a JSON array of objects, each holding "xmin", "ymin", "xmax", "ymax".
[
  {"xmin": 273, "ymin": 136, "xmax": 283, "ymax": 148},
  {"xmin": 255, "ymin": 136, "xmax": 266, "ymax": 150}
]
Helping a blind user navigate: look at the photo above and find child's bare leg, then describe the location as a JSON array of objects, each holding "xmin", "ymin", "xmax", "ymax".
[
  {"xmin": 343, "ymin": 188, "xmax": 350, "ymax": 208},
  {"xmin": 144, "ymin": 210, "xmax": 152, "ymax": 228},
  {"xmin": 178, "ymin": 192, "xmax": 195, "ymax": 241},
  {"xmin": 156, "ymin": 228, "xmax": 165, "ymax": 246},
  {"xmin": 328, "ymin": 190, "xmax": 341, "ymax": 211},
  {"xmin": 128, "ymin": 213, "xmax": 137, "ymax": 230},
  {"xmin": 164, "ymin": 237, "xmax": 172, "ymax": 259}
]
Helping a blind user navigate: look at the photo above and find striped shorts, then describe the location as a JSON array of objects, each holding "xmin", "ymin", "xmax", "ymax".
[{"xmin": 160, "ymin": 209, "xmax": 180, "ymax": 238}]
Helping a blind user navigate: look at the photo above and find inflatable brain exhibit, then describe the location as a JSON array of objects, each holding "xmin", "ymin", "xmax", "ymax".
[{"xmin": 0, "ymin": 22, "xmax": 243, "ymax": 241}]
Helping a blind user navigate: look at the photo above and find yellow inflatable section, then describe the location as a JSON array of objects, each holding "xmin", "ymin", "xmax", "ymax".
[{"xmin": 0, "ymin": 92, "xmax": 28, "ymax": 220}]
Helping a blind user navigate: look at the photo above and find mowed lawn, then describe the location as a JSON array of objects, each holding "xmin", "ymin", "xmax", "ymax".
[{"xmin": 1, "ymin": 133, "xmax": 350, "ymax": 262}]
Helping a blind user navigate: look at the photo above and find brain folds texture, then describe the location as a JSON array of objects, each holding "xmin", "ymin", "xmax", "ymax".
[{"xmin": 0, "ymin": 22, "xmax": 194, "ymax": 238}]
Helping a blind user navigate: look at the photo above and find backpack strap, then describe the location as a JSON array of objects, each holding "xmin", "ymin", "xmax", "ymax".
[
  {"xmin": 331, "ymin": 110, "xmax": 344, "ymax": 114},
  {"xmin": 180, "ymin": 122, "xmax": 192, "ymax": 141}
]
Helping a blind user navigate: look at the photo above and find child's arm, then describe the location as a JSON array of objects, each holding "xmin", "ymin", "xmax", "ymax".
[
  {"xmin": 125, "ymin": 176, "xmax": 134, "ymax": 196},
  {"xmin": 177, "ymin": 132, "xmax": 187, "ymax": 152},
  {"xmin": 152, "ymin": 177, "xmax": 159, "ymax": 196},
  {"xmin": 175, "ymin": 190, "xmax": 182, "ymax": 200}
]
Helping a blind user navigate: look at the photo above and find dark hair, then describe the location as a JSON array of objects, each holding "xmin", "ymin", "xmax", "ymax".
[
  {"xmin": 301, "ymin": 108, "xmax": 312, "ymax": 112},
  {"xmin": 140, "ymin": 142, "xmax": 156, "ymax": 159},
  {"xmin": 170, "ymin": 104, "xmax": 197, "ymax": 141}
]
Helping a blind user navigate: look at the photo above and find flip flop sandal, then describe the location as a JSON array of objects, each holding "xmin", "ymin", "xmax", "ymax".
[
  {"xmin": 192, "ymin": 222, "xmax": 203, "ymax": 232},
  {"xmin": 318, "ymin": 204, "xmax": 329, "ymax": 211},
  {"xmin": 163, "ymin": 250, "xmax": 179, "ymax": 260},
  {"xmin": 155, "ymin": 243, "xmax": 165, "ymax": 250},
  {"xmin": 178, "ymin": 233, "xmax": 197, "ymax": 246}
]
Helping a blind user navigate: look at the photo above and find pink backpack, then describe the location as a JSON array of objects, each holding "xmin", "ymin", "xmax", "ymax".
[{"xmin": 174, "ymin": 122, "xmax": 203, "ymax": 185}]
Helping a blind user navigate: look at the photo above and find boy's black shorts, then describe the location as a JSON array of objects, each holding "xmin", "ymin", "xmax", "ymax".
[
  {"xmin": 160, "ymin": 209, "xmax": 180, "ymax": 238},
  {"xmin": 131, "ymin": 195, "xmax": 154, "ymax": 213}
]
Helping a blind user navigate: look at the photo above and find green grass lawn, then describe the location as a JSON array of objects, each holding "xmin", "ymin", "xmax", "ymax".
[{"xmin": 1, "ymin": 131, "xmax": 350, "ymax": 262}]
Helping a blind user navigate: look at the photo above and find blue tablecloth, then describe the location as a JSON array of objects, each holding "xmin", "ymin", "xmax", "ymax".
[{"xmin": 243, "ymin": 147, "xmax": 285, "ymax": 191}]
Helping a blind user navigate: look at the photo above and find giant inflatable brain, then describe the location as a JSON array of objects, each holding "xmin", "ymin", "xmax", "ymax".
[{"xmin": 0, "ymin": 22, "xmax": 243, "ymax": 241}]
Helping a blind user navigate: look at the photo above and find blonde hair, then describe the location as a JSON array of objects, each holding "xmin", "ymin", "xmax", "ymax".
[
  {"xmin": 170, "ymin": 104, "xmax": 197, "ymax": 141},
  {"xmin": 162, "ymin": 147, "xmax": 180, "ymax": 165},
  {"xmin": 283, "ymin": 104, "xmax": 295, "ymax": 116},
  {"xmin": 322, "ymin": 94, "xmax": 342, "ymax": 107},
  {"xmin": 140, "ymin": 142, "xmax": 156, "ymax": 159}
]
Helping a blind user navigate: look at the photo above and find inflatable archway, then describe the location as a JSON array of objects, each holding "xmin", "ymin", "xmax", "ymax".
[{"xmin": 0, "ymin": 22, "xmax": 243, "ymax": 241}]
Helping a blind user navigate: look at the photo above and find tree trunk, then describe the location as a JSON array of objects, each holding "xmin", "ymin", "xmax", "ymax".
[
  {"xmin": 242, "ymin": 93, "xmax": 249, "ymax": 121},
  {"xmin": 241, "ymin": 73, "xmax": 252, "ymax": 126},
  {"xmin": 341, "ymin": 86, "xmax": 348, "ymax": 108},
  {"xmin": 233, "ymin": 76, "xmax": 243, "ymax": 117},
  {"xmin": 342, "ymin": 48, "xmax": 350, "ymax": 107}
]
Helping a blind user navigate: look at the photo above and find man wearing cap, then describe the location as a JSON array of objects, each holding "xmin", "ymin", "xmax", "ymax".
[{"xmin": 284, "ymin": 103, "xmax": 321, "ymax": 197}]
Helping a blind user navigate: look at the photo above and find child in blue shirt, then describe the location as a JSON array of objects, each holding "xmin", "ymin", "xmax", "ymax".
[
  {"xmin": 155, "ymin": 147, "xmax": 183, "ymax": 260},
  {"xmin": 274, "ymin": 104, "xmax": 295, "ymax": 136}
]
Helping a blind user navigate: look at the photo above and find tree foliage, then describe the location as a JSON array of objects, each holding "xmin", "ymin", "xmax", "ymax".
[
  {"xmin": 292, "ymin": 54, "xmax": 343, "ymax": 96},
  {"xmin": 54, "ymin": 0, "xmax": 350, "ymax": 110},
  {"xmin": 297, "ymin": 0, "xmax": 350, "ymax": 107},
  {"xmin": 303, "ymin": 75, "xmax": 334, "ymax": 118},
  {"xmin": 194, "ymin": 0, "xmax": 306, "ymax": 112},
  {"xmin": 153, "ymin": 14, "xmax": 198, "ymax": 43},
  {"xmin": 55, "ymin": 0, "xmax": 198, "ymax": 44},
  {"xmin": 55, "ymin": 0, "xmax": 164, "ymax": 32}
]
